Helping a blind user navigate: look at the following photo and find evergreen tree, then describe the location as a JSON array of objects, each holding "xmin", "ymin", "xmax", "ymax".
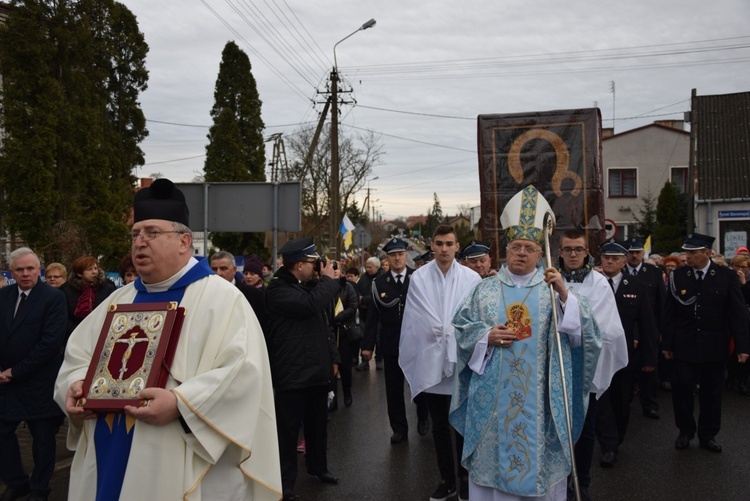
[
  {"xmin": 0, "ymin": 0, "xmax": 148, "ymax": 266},
  {"xmin": 424, "ymin": 193, "xmax": 443, "ymax": 238},
  {"xmin": 654, "ymin": 181, "xmax": 686, "ymax": 254},
  {"xmin": 204, "ymin": 41, "xmax": 266, "ymax": 255},
  {"xmin": 632, "ymin": 190, "xmax": 657, "ymax": 240}
]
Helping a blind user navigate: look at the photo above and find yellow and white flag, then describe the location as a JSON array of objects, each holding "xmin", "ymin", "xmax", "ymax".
[{"xmin": 339, "ymin": 214, "xmax": 355, "ymax": 249}]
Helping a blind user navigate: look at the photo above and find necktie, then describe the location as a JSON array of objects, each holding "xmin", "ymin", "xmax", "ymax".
[
  {"xmin": 396, "ymin": 274, "xmax": 402, "ymax": 285},
  {"xmin": 608, "ymin": 277, "xmax": 615, "ymax": 293},
  {"xmin": 14, "ymin": 292, "xmax": 27, "ymax": 318},
  {"xmin": 696, "ymin": 270, "xmax": 704, "ymax": 283}
]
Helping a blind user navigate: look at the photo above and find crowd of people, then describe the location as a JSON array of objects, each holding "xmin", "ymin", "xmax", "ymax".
[{"xmin": 1, "ymin": 180, "xmax": 748, "ymax": 501}]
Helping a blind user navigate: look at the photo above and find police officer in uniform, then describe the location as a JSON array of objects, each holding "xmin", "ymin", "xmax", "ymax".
[
  {"xmin": 361, "ymin": 238, "xmax": 429, "ymax": 443},
  {"xmin": 624, "ymin": 237, "xmax": 666, "ymax": 419},
  {"xmin": 663, "ymin": 233, "xmax": 749, "ymax": 452}
]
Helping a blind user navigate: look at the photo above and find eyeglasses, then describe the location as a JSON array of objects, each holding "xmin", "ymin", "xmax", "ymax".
[
  {"xmin": 561, "ymin": 247, "xmax": 587, "ymax": 254},
  {"xmin": 130, "ymin": 229, "xmax": 182, "ymax": 242},
  {"xmin": 507, "ymin": 244, "xmax": 541, "ymax": 254}
]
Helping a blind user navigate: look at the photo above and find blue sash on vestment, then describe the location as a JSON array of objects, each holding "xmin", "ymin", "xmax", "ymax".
[{"xmin": 93, "ymin": 260, "xmax": 212, "ymax": 501}]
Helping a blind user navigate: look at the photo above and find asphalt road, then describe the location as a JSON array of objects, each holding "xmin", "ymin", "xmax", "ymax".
[{"xmin": 7, "ymin": 368, "xmax": 750, "ymax": 500}]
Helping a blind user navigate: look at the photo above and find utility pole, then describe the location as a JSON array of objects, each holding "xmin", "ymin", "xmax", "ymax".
[
  {"xmin": 328, "ymin": 18, "xmax": 376, "ymax": 259},
  {"xmin": 610, "ymin": 80, "xmax": 616, "ymax": 132},
  {"xmin": 266, "ymin": 133, "xmax": 288, "ymax": 183},
  {"xmin": 330, "ymin": 67, "xmax": 340, "ymax": 258}
]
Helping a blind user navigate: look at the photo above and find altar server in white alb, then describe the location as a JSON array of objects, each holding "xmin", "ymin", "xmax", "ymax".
[
  {"xmin": 399, "ymin": 224, "xmax": 481, "ymax": 501},
  {"xmin": 450, "ymin": 185, "xmax": 602, "ymax": 501},
  {"xmin": 55, "ymin": 179, "xmax": 281, "ymax": 501}
]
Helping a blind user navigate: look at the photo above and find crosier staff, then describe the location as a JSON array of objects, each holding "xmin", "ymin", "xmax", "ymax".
[{"xmin": 542, "ymin": 210, "xmax": 580, "ymax": 501}]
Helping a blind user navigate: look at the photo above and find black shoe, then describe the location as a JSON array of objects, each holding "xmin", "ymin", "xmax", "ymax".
[
  {"xmin": 459, "ymin": 478, "xmax": 469, "ymax": 501},
  {"xmin": 739, "ymin": 383, "xmax": 750, "ymax": 396},
  {"xmin": 317, "ymin": 472, "xmax": 339, "ymax": 484},
  {"xmin": 355, "ymin": 360, "xmax": 369, "ymax": 371},
  {"xmin": 699, "ymin": 438, "xmax": 722, "ymax": 453},
  {"xmin": 599, "ymin": 451, "xmax": 617, "ymax": 467},
  {"xmin": 0, "ymin": 484, "xmax": 31, "ymax": 501},
  {"xmin": 675, "ymin": 434, "xmax": 692, "ymax": 450},
  {"xmin": 344, "ymin": 392, "xmax": 353, "ymax": 407},
  {"xmin": 282, "ymin": 491, "xmax": 298, "ymax": 501},
  {"xmin": 643, "ymin": 409, "xmax": 660, "ymax": 419},
  {"xmin": 429, "ymin": 480, "xmax": 456, "ymax": 501},
  {"xmin": 418, "ymin": 418, "xmax": 430, "ymax": 436},
  {"xmin": 390, "ymin": 432, "xmax": 407, "ymax": 444}
]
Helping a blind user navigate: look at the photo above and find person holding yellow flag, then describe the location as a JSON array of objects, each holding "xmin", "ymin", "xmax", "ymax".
[{"xmin": 328, "ymin": 260, "xmax": 360, "ymax": 409}]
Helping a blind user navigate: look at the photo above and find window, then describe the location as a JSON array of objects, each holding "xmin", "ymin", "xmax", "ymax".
[
  {"xmin": 608, "ymin": 168, "xmax": 637, "ymax": 198},
  {"xmin": 671, "ymin": 167, "xmax": 688, "ymax": 193}
]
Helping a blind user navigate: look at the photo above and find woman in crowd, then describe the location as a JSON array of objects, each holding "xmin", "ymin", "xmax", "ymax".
[
  {"xmin": 117, "ymin": 254, "xmax": 138, "ymax": 285},
  {"xmin": 44, "ymin": 262, "xmax": 68, "ymax": 287},
  {"xmin": 355, "ymin": 256, "xmax": 383, "ymax": 371},
  {"xmin": 662, "ymin": 255, "xmax": 682, "ymax": 284},
  {"xmin": 727, "ymin": 254, "xmax": 750, "ymax": 396},
  {"xmin": 329, "ymin": 260, "xmax": 359, "ymax": 408},
  {"xmin": 60, "ymin": 256, "xmax": 116, "ymax": 337},
  {"xmin": 243, "ymin": 254, "xmax": 266, "ymax": 289}
]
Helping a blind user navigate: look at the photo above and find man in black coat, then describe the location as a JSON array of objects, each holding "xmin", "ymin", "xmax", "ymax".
[
  {"xmin": 265, "ymin": 238, "xmax": 341, "ymax": 501},
  {"xmin": 361, "ymin": 238, "xmax": 429, "ymax": 444},
  {"xmin": 0, "ymin": 248, "xmax": 67, "ymax": 501},
  {"xmin": 596, "ymin": 239, "xmax": 659, "ymax": 467},
  {"xmin": 624, "ymin": 237, "xmax": 666, "ymax": 419},
  {"xmin": 209, "ymin": 251, "xmax": 267, "ymax": 332},
  {"xmin": 663, "ymin": 233, "xmax": 750, "ymax": 453}
]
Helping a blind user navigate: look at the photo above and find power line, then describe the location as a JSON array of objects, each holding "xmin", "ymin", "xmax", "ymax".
[
  {"xmin": 146, "ymin": 118, "xmax": 316, "ymax": 128},
  {"xmin": 199, "ymin": 0, "xmax": 311, "ymax": 103},
  {"xmin": 344, "ymin": 36, "xmax": 750, "ymax": 75},
  {"xmin": 281, "ymin": 0, "xmax": 331, "ymax": 68},
  {"xmin": 268, "ymin": 0, "xmax": 330, "ymax": 74},
  {"xmin": 144, "ymin": 154, "xmax": 205, "ymax": 166},
  {"xmin": 356, "ymin": 104, "xmax": 473, "ymax": 120},
  {"xmin": 227, "ymin": 0, "xmax": 320, "ymax": 88},
  {"xmin": 343, "ymin": 124, "xmax": 475, "ymax": 153},
  {"xmin": 354, "ymin": 56, "xmax": 750, "ymax": 82}
]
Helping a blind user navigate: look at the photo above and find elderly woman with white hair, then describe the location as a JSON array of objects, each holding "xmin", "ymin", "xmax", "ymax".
[{"xmin": 355, "ymin": 256, "xmax": 384, "ymax": 370}]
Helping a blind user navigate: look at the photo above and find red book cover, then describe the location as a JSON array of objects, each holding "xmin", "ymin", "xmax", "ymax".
[{"xmin": 79, "ymin": 302, "xmax": 186, "ymax": 412}]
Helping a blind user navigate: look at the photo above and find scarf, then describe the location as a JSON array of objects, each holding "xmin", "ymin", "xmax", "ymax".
[
  {"xmin": 73, "ymin": 282, "xmax": 100, "ymax": 319},
  {"xmin": 557, "ymin": 254, "xmax": 596, "ymax": 284}
]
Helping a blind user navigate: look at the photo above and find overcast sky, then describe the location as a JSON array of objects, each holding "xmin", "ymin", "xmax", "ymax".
[{"xmin": 122, "ymin": 0, "xmax": 750, "ymax": 220}]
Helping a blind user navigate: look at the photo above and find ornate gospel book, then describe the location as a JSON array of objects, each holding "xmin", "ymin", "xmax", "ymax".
[{"xmin": 79, "ymin": 301, "xmax": 185, "ymax": 412}]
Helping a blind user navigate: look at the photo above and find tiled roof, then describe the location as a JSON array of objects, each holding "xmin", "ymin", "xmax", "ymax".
[{"xmin": 692, "ymin": 91, "xmax": 750, "ymax": 200}]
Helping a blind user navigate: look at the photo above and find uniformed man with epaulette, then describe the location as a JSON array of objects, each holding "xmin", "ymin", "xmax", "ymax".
[
  {"xmin": 413, "ymin": 248, "xmax": 432, "ymax": 269},
  {"xmin": 463, "ymin": 240, "xmax": 497, "ymax": 278},
  {"xmin": 663, "ymin": 233, "xmax": 749, "ymax": 453},
  {"xmin": 361, "ymin": 238, "xmax": 429, "ymax": 443},
  {"xmin": 624, "ymin": 237, "xmax": 666, "ymax": 420}
]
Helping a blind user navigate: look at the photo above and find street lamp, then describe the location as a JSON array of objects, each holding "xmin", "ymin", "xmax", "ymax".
[
  {"xmin": 330, "ymin": 18, "xmax": 376, "ymax": 258},
  {"xmin": 364, "ymin": 175, "xmax": 378, "ymax": 222}
]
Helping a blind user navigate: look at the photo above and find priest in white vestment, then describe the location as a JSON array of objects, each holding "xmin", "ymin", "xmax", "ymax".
[
  {"xmin": 449, "ymin": 186, "xmax": 602, "ymax": 501},
  {"xmin": 55, "ymin": 179, "xmax": 281, "ymax": 501}
]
